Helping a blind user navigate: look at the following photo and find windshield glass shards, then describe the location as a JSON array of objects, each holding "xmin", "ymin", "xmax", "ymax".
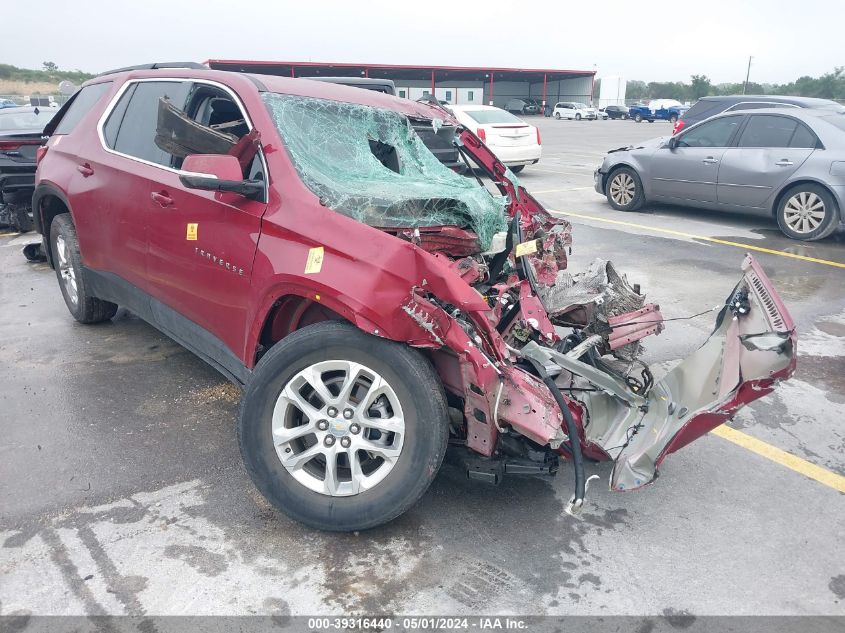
[{"xmin": 262, "ymin": 93, "xmax": 507, "ymax": 249}]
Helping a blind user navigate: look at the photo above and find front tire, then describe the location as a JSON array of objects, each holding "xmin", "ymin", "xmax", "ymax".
[
  {"xmin": 775, "ymin": 184, "xmax": 839, "ymax": 241},
  {"xmin": 50, "ymin": 214, "xmax": 118, "ymax": 324},
  {"xmin": 634, "ymin": 114, "xmax": 643, "ymax": 123},
  {"xmin": 606, "ymin": 167, "xmax": 645, "ymax": 211},
  {"xmin": 238, "ymin": 321, "xmax": 450, "ymax": 531},
  {"xmin": 575, "ymin": 113, "xmax": 582, "ymax": 121}
]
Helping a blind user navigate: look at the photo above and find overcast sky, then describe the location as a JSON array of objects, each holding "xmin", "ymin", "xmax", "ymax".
[{"xmin": 3, "ymin": 0, "xmax": 842, "ymax": 84}]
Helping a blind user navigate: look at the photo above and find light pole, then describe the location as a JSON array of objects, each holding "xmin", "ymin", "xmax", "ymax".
[{"xmin": 743, "ymin": 56, "xmax": 753, "ymax": 94}]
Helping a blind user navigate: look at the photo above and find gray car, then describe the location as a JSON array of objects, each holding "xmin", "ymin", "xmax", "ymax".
[{"xmin": 594, "ymin": 107, "xmax": 845, "ymax": 240}]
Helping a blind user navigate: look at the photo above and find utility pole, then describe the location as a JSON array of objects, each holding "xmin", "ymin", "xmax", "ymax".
[{"xmin": 743, "ymin": 56, "xmax": 753, "ymax": 94}]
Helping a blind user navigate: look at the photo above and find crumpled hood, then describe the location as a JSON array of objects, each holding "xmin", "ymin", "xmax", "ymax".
[{"xmin": 608, "ymin": 136, "xmax": 667, "ymax": 155}]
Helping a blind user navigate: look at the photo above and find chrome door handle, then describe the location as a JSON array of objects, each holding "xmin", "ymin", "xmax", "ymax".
[
  {"xmin": 701, "ymin": 157, "xmax": 718, "ymax": 164},
  {"xmin": 775, "ymin": 160, "xmax": 794, "ymax": 167}
]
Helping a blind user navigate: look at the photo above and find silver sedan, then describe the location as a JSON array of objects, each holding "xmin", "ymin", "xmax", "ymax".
[{"xmin": 594, "ymin": 107, "xmax": 845, "ymax": 240}]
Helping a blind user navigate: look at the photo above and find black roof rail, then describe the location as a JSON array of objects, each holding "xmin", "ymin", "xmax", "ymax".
[{"xmin": 97, "ymin": 62, "xmax": 207, "ymax": 77}]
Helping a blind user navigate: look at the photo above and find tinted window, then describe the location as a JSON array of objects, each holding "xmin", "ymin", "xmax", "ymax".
[
  {"xmin": 738, "ymin": 115, "xmax": 797, "ymax": 148},
  {"xmin": 682, "ymin": 99, "xmax": 723, "ymax": 121},
  {"xmin": 678, "ymin": 116, "xmax": 742, "ymax": 148},
  {"xmin": 52, "ymin": 82, "xmax": 111, "ymax": 135},
  {"xmin": 789, "ymin": 123, "xmax": 819, "ymax": 148},
  {"xmin": 102, "ymin": 83, "xmax": 136, "ymax": 147},
  {"xmin": 106, "ymin": 81, "xmax": 190, "ymax": 166}
]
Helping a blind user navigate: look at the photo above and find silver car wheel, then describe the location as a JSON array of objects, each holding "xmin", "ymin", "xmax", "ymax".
[
  {"xmin": 272, "ymin": 360, "xmax": 405, "ymax": 497},
  {"xmin": 55, "ymin": 234, "xmax": 78, "ymax": 306},
  {"xmin": 610, "ymin": 173, "xmax": 636, "ymax": 206},
  {"xmin": 783, "ymin": 191, "xmax": 826, "ymax": 234}
]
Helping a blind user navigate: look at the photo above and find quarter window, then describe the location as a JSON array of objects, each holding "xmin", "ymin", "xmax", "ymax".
[
  {"xmin": 51, "ymin": 82, "xmax": 112, "ymax": 135},
  {"xmin": 678, "ymin": 116, "xmax": 742, "ymax": 148},
  {"xmin": 789, "ymin": 122, "xmax": 819, "ymax": 149}
]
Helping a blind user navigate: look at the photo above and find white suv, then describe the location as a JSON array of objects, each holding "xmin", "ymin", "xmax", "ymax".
[{"xmin": 553, "ymin": 102, "xmax": 597, "ymax": 120}]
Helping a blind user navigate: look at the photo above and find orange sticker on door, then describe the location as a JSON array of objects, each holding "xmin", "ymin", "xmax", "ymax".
[
  {"xmin": 304, "ymin": 246, "xmax": 324, "ymax": 274},
  {"xmin": 186, "ymin": 223, "xmax": 198, "ymax": 241}
]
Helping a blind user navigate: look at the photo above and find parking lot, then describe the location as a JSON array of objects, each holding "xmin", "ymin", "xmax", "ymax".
[{"xmin": 1, "ymin": 116, "xmax": 843, "ymax": 619}]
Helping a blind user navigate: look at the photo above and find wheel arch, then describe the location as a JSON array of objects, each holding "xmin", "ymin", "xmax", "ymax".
[
  {"xmin": 248, "ymin": 288, "xmax": 386, "ymax": 369},
  {"xmin": 770, "ymin": 178, "xmax": 839, "ymax": 218},
  {"xmin": 32, "ymin": 182, "xmax": 75, "ymax": 269},
  {"xmin": 602, "ymin": 162, "xmax": 642, "ymax": 194}
]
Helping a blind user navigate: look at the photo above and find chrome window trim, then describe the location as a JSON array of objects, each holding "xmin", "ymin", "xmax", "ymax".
[
  {"xmin": 95, "ymin": 77, "xmax": 267, "ymax": 199},
  {"xmin": 725, "ymin": 102, "xmax": 800, "ymax": 112}
]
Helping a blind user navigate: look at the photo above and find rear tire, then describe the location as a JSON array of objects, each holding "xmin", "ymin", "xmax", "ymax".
[
  {"xmin": 554, "ymin": 112, "xmax": 561, "ymax": 120},
  {"xmin": 606, "ymin": 167, "xmax": 645, "ymax": 211},
  {"xmin": 49, "ymin": 214, "xmax": 118, "ymax": 324},
  {"xmin": 238, "ymin": 321, "xmax": 450, "ymax": 531},
  {"xmin": 775, "ymin": 184, "xmax": 839, "ymax": 241}
]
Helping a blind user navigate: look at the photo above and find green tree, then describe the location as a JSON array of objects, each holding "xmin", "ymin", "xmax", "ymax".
[
  {"xmin": 42, "ymin": 61, "xmax": 58, "ymax": 72},
  {"xmin": 626, "ymin": 80, "xmax": 647, "ymax": 100},
  {"xmin": 689, "ymin": 74, "xmax": 711, "ymax": 99}
]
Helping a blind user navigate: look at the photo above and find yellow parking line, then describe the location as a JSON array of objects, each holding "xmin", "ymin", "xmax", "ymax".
[
  {"xmin": 548, "ymin": 209, "xmax": 845, "ymax": 269},
  {"xmin": 711, "ymin": 425, "xmax": 845, "ymax": 493}
]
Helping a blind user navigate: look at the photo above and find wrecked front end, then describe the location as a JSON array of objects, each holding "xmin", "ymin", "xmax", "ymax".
[{"xmin": 265, "ymin": 94, "xmax": 797, "ymax": 510}]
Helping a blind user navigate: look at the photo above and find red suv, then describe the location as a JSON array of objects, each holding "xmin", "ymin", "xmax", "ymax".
[{"xmin": 34, "ymin": 64, "xmax": 797, "ymax": 531}]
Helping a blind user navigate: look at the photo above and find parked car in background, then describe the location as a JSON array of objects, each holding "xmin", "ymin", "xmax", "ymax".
[
  {"xmin": 0, "ymin": 98, "xmax": 19, "ymax": 109},
  {"xmin": 0, "ymin": 106, "xmax": 56, "ymax": 231},
  {"xmin": 628, "ymin": 100, "xmax": 687, "ymax": 124},
  {"xmin": 603, "ymin": 105, "xmax": 629, "ymax": 120},
  {"xmin": 505, "ymin": 98, "xmax": 539, "ymax": 115},
  {"xmin": 597, "ymin": 109, "xmax": 609, "ymax": 120},
  {"xmin": 553, "ymin": 102, "xmax": 597, "ymax": 120},
  {"xmin": 595, "ymin": 108, "xmax": 845, "ymax": 240},
  {"xmin": 447, "ymin": 104, "xmax": 541, "ymax": 172},
  {"xmin": 674, "ymin": 94, "xmax": 845, "ymax": 135}
]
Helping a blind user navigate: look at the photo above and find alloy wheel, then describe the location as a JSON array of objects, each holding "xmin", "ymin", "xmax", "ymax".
[
  {"xmin": 610, "ymin": 173, "xmax": 636, "ymax": 206},
  {"xmin": 55, "ymin": 234, "xmax": 78, "ymax": 306},
  {"xmin": 783, "ymin": 191, "xmax": 826, "ymax": 234},
  {"xmin": 272, "ymin": 360, "xmax": 405, "ymax": 497}
]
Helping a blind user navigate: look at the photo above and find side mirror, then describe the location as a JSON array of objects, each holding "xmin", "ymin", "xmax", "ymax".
[
  {"xmin": 667, "ymin": 137, "xmax": 679, "ymax": 150},
  {"xmin": 179, "ymin": 154, "xmax": 263, "ymax": 200}
]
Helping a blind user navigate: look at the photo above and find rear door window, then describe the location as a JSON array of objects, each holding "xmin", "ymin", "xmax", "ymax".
[
  {"xmin": 49, "ymin": 82, "xmax": 112, "ymax": 135},
  {"xmin": 104, "ymin": 81, "xmax": 191, "ymax": 166},
  {"xmin": 789, "ymin": 123, "xmax": 819, "ymax": 148},
  {"xmin": 678, "ymin": 116, "xmax": 743, "ymax": 148},
  {"xmin": 737, "ymin": 115, "xmax": 797, "ymax": 148}
]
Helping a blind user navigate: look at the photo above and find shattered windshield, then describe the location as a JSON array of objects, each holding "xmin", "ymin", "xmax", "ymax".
[{"xmin": 262, "ymin": 93, "xmax": 507, "ymax": 249}]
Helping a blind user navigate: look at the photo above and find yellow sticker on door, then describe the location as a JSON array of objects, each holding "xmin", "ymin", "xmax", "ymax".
[
  {"xmin": 304, "ymin": 246, "xmax": 324, "ymax": 274},
  {"xmin": 186, "ymin": 223, "xmax": 198, "ymax": 241}
]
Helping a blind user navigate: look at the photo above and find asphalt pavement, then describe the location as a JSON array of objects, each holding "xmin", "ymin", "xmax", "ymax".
[{"xmin": 1, "ymin": 117, "xmax": 843, "ymax": 619}]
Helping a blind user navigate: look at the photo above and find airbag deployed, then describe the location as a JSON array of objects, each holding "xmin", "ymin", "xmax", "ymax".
[{"xmin": 262, "ymin": 94, "xmax": 507, "ymax": 248}]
